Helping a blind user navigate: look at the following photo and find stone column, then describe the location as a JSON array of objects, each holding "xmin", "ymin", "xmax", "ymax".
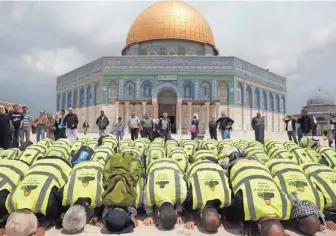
[
  {"xmin": 177, "ymin": 100, "xmax": 182, "ymax": 135},
  {"xmin": 125, "ymin": 102, "xmax": 130, "ymax": 136},
  {"xmin": 188, "ymin": 102, "xmax": 192, "ymax": 125},
  {"xmin": 205, "ymin": 102, "xmax": 210, "ymax": 136},
  {"xmin": 152, "ymin": 100, "xmax": 158, "ymax": 119},
  {"xmin": 142, "ymin": 101, "xmax": 147, "ymax": 115},
  {"xmin": 115, "ymin": 101, "xmax": 119, "ymax": 124},
  {"xmin": 215, "ymin": 102, "xmax": 220, "ymax": 119}
]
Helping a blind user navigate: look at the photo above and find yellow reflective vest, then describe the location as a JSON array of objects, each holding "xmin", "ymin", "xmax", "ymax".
[
  {"xmin": 145, "ymin": 159, "xmax": 185, "ymax": 207},
  {"xmin": 46, "ymin": 144, "xmax": 71, "ymax": 160},
  {"xmin": 186, "ymin": 160, "xmax": 231, "ymax": 210},
  {"xmin": 271, "ymin": 163, "xmax": 324, "ymax": 211},
  {"xmin": 191, "ymin": 150, "xmax": 216, "ymax": 163},
  {"xmin": 19, "ymin": 145, "xmax": 45, "ymax": 166},
  {"xmin": 6, "ymin": 157, "xmax": 71, "ymax": 215},
  {"xmin": 320, "ymin": 150, "xmax": 336, "ymax": 168},
  {"xmin": 0, "ymin": 148, "xmax": 21, "ymax": 160},
  {"xmin": 230, "ymin": 160, "xmax": 291, "ymax": 221},
  {"xmin": 302, "ymin": 163, "xmax": 336, "ymax": 210},
  {"xmin": 168, "ymin": 148, "xmax": 188, "ymax": 173},
  {"xmin": 91, "ymin": 145, "xmax": 114, "ymax": 164},
  {"xmin": 146, "ymin": 147, "xmax": 165, "ymax": 167},
  {"xmin": 0, "ymin": 159, "xmax": 29, "ymax": 192},
  {"xmin": 62, "ymin": 161, "xmax": 104, "ymax": 208}
]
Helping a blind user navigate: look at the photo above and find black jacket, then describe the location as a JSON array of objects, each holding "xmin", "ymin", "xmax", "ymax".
[
  {"xmin": 216, "ymin": 116, "xmax": 234, "ymax": 130},
  {"xmin": 158, "ymin": 118, "xmax": 171, "ymax": 131},
  {"xmin": 297, "ymin": 115, "xmax": 313, "ymax": 134},
  {"xmin": 284, "ymin": 118, "xmax": 296, "ymax": 131}
]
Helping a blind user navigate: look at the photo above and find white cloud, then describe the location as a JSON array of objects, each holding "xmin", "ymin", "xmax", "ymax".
[{"xmin": 21, "ymin": 47, "xmax": 85, "ymax": 76}]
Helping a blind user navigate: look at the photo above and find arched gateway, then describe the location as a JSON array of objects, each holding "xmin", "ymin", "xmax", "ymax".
[{"xmin": 157, "ymin": 87, "xmax": 178, "ymax": 133}]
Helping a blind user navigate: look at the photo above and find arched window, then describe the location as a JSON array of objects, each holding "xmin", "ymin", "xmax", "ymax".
[
  {"xmin": 57, "ymin": 94, "xmax": 61, "ymax": 111},
  {"xmin": 219, "ymin": 81, "xmax": 228, "ymax": 104},
  {"xmin": 261, "ymin": 91, "xmax": 267, "ymax": 110},
  {"xmin": 245, "ymin": 86, "xmax": 252, "ymax": 108},
  {"xmin": 200, "ymin": 81, "xmax": 211, "ymax": 99},
  {"xmin": 254, "ymin": 88, "xmax": 260, "ymax": 109},
  {"xmin": 67, "ymin": 92, "xmax": 72, "ymax": 109},
  {"xmin": 109, "ymin": 81, "xmax": 117, "ymax": 98},
  {"xmin": 124, "ymin": 81, "xmax": 135, "ymax": 99},
  {"xmin": 275, "ymin": 94, "xmax": 280, "ymax": 112},
  {"xmin": 79, "ymin": 87, "xmax": 85, "ymax": 107},
  {"xmin": 183, "ymin": 81, "xmax": 193, "ymax": 99},
  {"xmin": 142, "ymin": 81, "xmax": 152, "ymax": 98},
  {"xmin": 94, "ymin": 82, "xmax": 99, "ymax": 105},
  {"xmin": 73, "ymin": 89, "xmax": 78, "ymax": 109},
  {"xmin": 236, "ymin": 83, "xmax": 243, "ymax": 105},
  {"xmin": 62, "ymin": 93, "xmax": 66, "ymax": 110},
  {"xmin": 86, "ymin": 85, "xmax": 92, "ymax": 106},
  {"xmin": 268, "ymin": 92, "xmax": 274, "ymax": 111},
  {"xmin": 281, "ymin": 96, "xmax": 286, "ymax": 113}
]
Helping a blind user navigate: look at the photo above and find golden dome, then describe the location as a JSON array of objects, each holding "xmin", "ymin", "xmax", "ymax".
[{"xmin": 124, "ymin": 0, "xmax": 216, "ymax": 49}]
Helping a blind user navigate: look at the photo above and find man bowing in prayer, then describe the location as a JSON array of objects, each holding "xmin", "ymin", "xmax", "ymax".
[{"xmin": 252, "ymin": 112, "xmax": 265, "ymax": 144}]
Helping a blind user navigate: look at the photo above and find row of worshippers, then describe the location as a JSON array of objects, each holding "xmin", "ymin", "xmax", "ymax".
[{"xmin": 1, "ymin": 147, "xmax": 336, "ymax": 236}]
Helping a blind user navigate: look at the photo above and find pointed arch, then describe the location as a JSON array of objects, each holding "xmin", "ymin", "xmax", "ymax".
[
  {"xmin": 254, "ymin": 88, "xmax": 260, "ymax": 110},
  {"xmin": 86, "ymin": 84, "xmax": 92, "ymax": 106},
  {"xmin": 79, "ymin": 87, "xmax": 85, "ymax": 108},
  {"xmin": 142, "ymin": 80, "xmax": 152, "ymax": 99},
  {"xmin": 108, "ymin": 81, "xmax": 118, "ymax": 99},
  {"xmin": 200, "ymin": 81, "xmax": 211, "ymax": 100},
  {"xmin": 275, "ymin": 94, "xmax": 280, "ymax": 112},
  {"xmin": 236, "ymin": 82, "xmax": 243, "ymax": 105},
  {"xmin": 219, "ymin": 81, "xmax": 228, "ymax": 104},
  {"xmin": 57, "ymin": 94, "xmax": 61, "ymax": 111},
  {"xmin": 281, "ymin": 95, "xmax": 286, "ymax": 113},
  {"xmin": 261, "ymin": 90, "xmax": 267, "ymax": 110},
  {"xmin": 268, "ymin": 92, "xmax": 274, "ymax": 111},
  {"xmin": 124, "ymin": 81, "xmax": 135, "ymax": 99},
  {"xmin": 94, "ymin": 82, "xmax": 99, "ymax": 105},
  {"xmin": 62, "ymin": 93, "xmax": 66, "ymax": 110},
  {"xmin": 73, "ymin": 89, "xmax": 78, "ymax": 109},
  {"xmin": 183, "ymin": 81, "xmax": 194, "ymax": 99},
  {"xmin": 245, "ymin": 85, "xmax": 252, "ymax": 108},
  {"xmin": 67, "ymin": 91, "xmax": 72, "ymax": 109}
]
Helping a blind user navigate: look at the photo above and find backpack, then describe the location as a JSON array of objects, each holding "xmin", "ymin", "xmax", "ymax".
[{"xmin": 189, "ymin": 125, "xmax": 197, "ymax": 134}]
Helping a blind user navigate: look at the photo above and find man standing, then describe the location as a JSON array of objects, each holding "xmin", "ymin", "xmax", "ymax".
[
  {"xmin": 297, "ymin": 109, "xmax": 313, "ymax": 136},
  {"xmin": 58, "ymin": 110, "xmax": 67, "ymax": 139},
  {"xmin": 208, "ymin": 117, "xmax": 218, "ymax": 140},
  {"xmin": 8, "ymin": 104, "xmax": 24, "ymax": 147},
  {"xmin": 128, "ymin": 112, "xmax": 140, "ymax": 141},
  {"xmin": 158, "ymin": 113, "xmax": 171, "ymax": 141},
  {"xmin": 283, "ymin": 115, "xmax": 298, "ymax": 144},
  {"xmin": 216, "ymin": 113, "xmax": 234, "ymax": 140},
  {"xmin": 64, "ymin": 108, "xmax": 79, "ymax": 140},
  {"xmin": 251, "ymin": 112, "xmax": 265, "ymax": 144},
  {"xmin": 141, "ymin": 113, "xmax": 154, "ymax": 140},
  {"xmin": 0, "ymin": 105, "xmax": 10, "ymax": 150},
  {"xmin": 33, "ymin": 111, "xmax": 48, "ymax": 142},
  {"xmin": 19, "ymin": 106, "xmax": 32, "ymax": 145},
  {"xmin": 96, "ymin": 111, "xmax": 110, "ymax": 137}
]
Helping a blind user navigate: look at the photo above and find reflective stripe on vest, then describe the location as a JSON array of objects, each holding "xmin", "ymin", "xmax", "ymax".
[
  {"xmin": 191, "ymin": 168, "xmax": 230, "ymax": 210},
  {"xmin": 6, "ymin": 172, "xmax": 57, "ymax": 215},
  {"xmin": 146, "ymin": 159, "xmax": 182, "ymax": 175},
  {"xmin": 0, "ymin": 161, "xmax": 28, "ymax": 192},
  {"xmin": 51, "ymin": 145, "xmax": 70, "ymax": 156},
  {"xmin": 148, "ymin": 167, "xmax": 183, "ymax": 207},
  {"xmin": 321, "ymin": 151, "xmax": 336, "ymax": 168},
  {"xmin": 233, "ymin": 175, "xmax": 290, "ymax": 220},
  {"xmin": 230, "ymin": 165, "xmax": 269, "ymax": 184},
  {"xmin": 64, "ymin": 166, "xmax": 103, "ymax": 208},
  {"xmin": 267, "ymin": 160, "xmax": 296, "ymax": 171},
  {"xmin": 147, "ymin": 148, "xmax": 165, "ymax": 165},
  {"xmin": 46, "ymin": 149, "xmax": 65, "ymax": 159},
  {"xmin": 32, "ymin": 163, "xmax": 68, "ymax": 184},
  {"xmin": 273, "ymin": 168, "xmax": 323, "ymax": 211}
]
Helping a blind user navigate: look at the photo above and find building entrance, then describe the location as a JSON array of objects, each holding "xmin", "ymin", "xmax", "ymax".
[{"xmin": 158, "ymin": 88, "xmax": 177, "ymax": 134}]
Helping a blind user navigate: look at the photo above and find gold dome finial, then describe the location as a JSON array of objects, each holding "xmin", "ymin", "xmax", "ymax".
[{"xmin": 123, "ymin": 0, "xmax": 216, "ymax": 51}]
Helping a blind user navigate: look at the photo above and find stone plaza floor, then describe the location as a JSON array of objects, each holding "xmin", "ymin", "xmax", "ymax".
[{"xmin": 26, "ymin": 132, "xmax": 334, "ymax": 235}]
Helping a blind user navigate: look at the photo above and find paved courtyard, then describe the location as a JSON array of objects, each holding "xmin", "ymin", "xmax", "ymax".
[{"xmin": 27, "ymin": 132, "xmax": 332, "ymax": 235}]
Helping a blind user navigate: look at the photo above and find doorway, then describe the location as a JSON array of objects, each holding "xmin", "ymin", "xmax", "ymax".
[{"xmin": 158, "ymin": 88, "xmax": 177, "ymax": 134}]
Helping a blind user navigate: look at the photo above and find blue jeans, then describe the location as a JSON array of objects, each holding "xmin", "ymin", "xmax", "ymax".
[
  {"xmin": 221, "ymin": 129, "xmax": 231, "ymax": 139},
  {"xmin": 36, "ymin": 127, "xmax": 45, "ymax": 142}
]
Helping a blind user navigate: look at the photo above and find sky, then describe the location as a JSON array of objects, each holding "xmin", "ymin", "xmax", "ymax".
[{"xmin": 1, "ymin": 1, "xmax": 336, "ymax": 115}]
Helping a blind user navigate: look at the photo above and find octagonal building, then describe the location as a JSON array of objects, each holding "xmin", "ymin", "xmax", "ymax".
[{"xmin": 56, "ymin": 0, "xmax": 287, "ymax": 136}]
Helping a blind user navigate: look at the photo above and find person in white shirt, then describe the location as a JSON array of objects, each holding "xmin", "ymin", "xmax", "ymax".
[{"xmin": 283, "ymin": 115, "xmax": 298, "ymax": 144}]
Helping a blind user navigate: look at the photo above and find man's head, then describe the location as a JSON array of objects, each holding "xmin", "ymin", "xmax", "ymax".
[
  {"xmin": 104, "ymin": 208, "xmax": 134, "ymax": 233},
  {"xmin": 13, "ymin": 104, "xmax": 19, "ymax": 112},
  {"xmin": 132, "ymin": 111, "xmax": 135, "ymax": 117},
  {"xmin": 0, "ymin": 105, "xmax": 5, "ymax": 114},
  {"xmin": 257, "ymin": 112, "xmax": 261, "ymax": 118},
  {"xmin": 101, "ymin": 110, "xmax": 105, "ymax": 116},
  {"xmin": 62, "ymin": 205, "xmax": 87, "ymax": 234},
  {"xmin": 221, "ymin": 113, "xmax": 226, "ymax": 117},
  {"xmin": 258, "ymin": 219, "xmax": 285, "ymax": 236},
  {"xmin": 40, "ymin": 111, "xmax": 45, "ymax": 116},
  {"xmin": 297, "ymin": 215, "xmax": 321, "ymax": 236},
  {"xmin": 145, "ymin": 112, "xmax": 149, "ymax": 118},
  {"xmin": 301, "ymin": 109, "xmax": 307, "ymax": 116},
  {"xmin": 159, "ymin": 202, "xmax": 177, "ymax": 230},
  {"xmin": 68, "ymin": 107, "xmax": 73, "ymax": 114},
  {"xmin": 201, "ymin": 207, "xmax": 221, "ymax": 233},
  {"xmin": 61, "ymin": 109, "xmax": 65, "ymax": 116},
  {"xmin": 118, "ymin": 117, "xmax": 122, "ymax": 122},
  {"xmin": 22, "ymin": 106, "xmax": 28, "ymax": 113},
  {"xmin": 5, "ymin": 209, "xmax": 38, "ymax": 236},
  {"xmin": 163, "ymin": 113, "xmax": 168, "ymax": 119}
]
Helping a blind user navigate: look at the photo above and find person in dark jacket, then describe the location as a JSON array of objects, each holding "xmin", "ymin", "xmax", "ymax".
[
  {"xmin": 216, "ymin": 114, "xmax": 234, "ymax": 140},
  {"xmin": 209, "ymin": 117, "xmax": 218, "ymax": 140},
  {"xmin": 58, "ymin": 110, "xmax": 67, "ymax": 139},
  {"xmin": 158, "ymin": 113, "xmax": 171, "ymax": 141},
  {"xmin": 190, "ymin": 115, "xmax": 199, "ymax": 140},
  {"xmin": 296, "ymin": 109, "xmax": 313, "ymax": 136},
  {"xmin": 96, "ymin": 111, "xmax": 109, "ymax": 137},
  {"xmin": 251, "ymin": 112, "xmax": 265, "ymax": 144},
  {"xmin": 8, "ymin": 105, "xmax": 24, "ymax": 147},
  {"xmin": 283, "ymin": 115, "xmax": 298, "ymax": 144},
  {"xmin": 0, "ymin": 105, "xmax": 10, "ymax": 150},
  {"xmin": 64, "ymin": 108, "xmax": 79, "ymax": 139}
]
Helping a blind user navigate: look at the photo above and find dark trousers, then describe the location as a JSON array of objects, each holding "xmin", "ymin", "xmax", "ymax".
[
  {"xmin": 160, "ymin": 129, "xmax": 169, "ymax": 141},
  {"xmin": 141, "ymin": 127, "xmax": 153, "ymax": 140},
  {"xmin": 13, "ymin": 127, "xmax": 20, "ymax": 147},
  {"xmin": 57, "ymin": 128, "xmax": 66, "ymax": 140},
  {"xmin": 287, "ymin": 131, "xmax": 298, "ymax": 144},
  {"xmin": 131, "ymin": 128, "xmax": 139, "ymax": 141},
  {"xmin": 210, "ymin": 130, "xmax": 217, "ymax": 140}
]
